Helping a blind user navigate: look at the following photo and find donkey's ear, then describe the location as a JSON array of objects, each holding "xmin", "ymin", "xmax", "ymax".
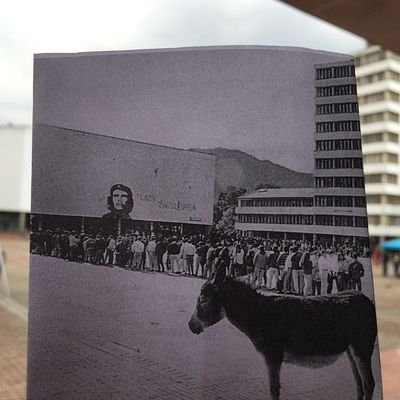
[{"xmin": 212, "ymin": 264, "xmax": 226, "ymax": 286}]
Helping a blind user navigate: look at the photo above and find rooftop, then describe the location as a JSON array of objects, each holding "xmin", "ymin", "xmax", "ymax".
[{"xmin": 239, "ymin": 187, "xmax": 314, "ymax": 199}]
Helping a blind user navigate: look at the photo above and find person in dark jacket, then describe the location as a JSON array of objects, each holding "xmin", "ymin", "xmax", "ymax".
[
  {"xmin": 167, "ymin": 237, "xmax": 181, "ymax": 274},
  {"xmin": 195, "ymin": 241, "xmax": 209, "ymax": 277},
  {"xmin": 291, "ymin": 247, "xmax": 303, "ymax": 294},
  {"xmin": 302, "ymin": 252, "xmax": 313, "ymax": 296},
  {"xmin": 156, "ymin": 237, "xmax": 167, "ymax": 272},
  {"xmin": 348, "ymin": 254, "xmax": 364, "ymax": 291},
  {"xmin": 266, "ymin": 246, "xmax": 280, "ymax": 290},
  {"xmin": 94, "ymin": 235, "xmax": 106, "ymax": 265},
  {"xmin": 218, "ymin": 241, "xmax": 231, "ymax": 274}
]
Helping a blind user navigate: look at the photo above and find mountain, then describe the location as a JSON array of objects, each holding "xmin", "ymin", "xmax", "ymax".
[{"xmin": 191, "ymin": 148, "xmax": 313, "ymax": 197}]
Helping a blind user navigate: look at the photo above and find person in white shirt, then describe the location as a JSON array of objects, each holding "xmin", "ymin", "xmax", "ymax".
[
  {"xmin": 180, "ymin": 238, "xmax": 196, "ymax": 275},
  {"xmin": 231, "ymin": 244, "xmax": 245, "ymax": 277},
  {"xmin": 105, "ymin": 235, "xmax": 116, "ymax": 265},
  {"xmin": 147, "ymin": 235, "xmax": 157, "ymax": 272},
  {"xmin": 318, "ymin": 250, "xmax": 330, "ymax": 295},
  {"xmin": 132, "ymin": 238, "xmax": 145, "ymax": 270},
  {"xmin": 283, "ymin": 247, "xmax": 294, "ymax": 293}
]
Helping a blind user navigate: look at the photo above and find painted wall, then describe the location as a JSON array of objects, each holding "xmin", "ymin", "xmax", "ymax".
[{"xmin": 31, "ymin": 124, "xmax": 215, "ymax": 225}]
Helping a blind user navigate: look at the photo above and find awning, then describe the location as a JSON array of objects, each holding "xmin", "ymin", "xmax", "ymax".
[{"xmin": 380, "ymin": 238, "xmax": 400, "ymax": 251}]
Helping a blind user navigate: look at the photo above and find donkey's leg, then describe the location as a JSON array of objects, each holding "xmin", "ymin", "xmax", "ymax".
[
  {"xmin": 355, "ymin": 356, "xmax": 375, "ymax": 400},
  {"xmin": 346, "ymin": 348, "xmax": 364, "ymax": 400},
  {"xmin": 264, "ymin": 353, "xmax": 283, "ymax": 400},
  {"xmin": 350, "ymin": 345, "xmax": 375, "ymax": 400}
]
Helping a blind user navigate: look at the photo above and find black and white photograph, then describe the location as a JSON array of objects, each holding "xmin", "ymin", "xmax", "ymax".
[{"xmin": 28, "ymin": 46, "xmax": 383, "ymax": 400}]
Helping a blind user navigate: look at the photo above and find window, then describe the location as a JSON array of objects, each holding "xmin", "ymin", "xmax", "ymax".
[
  {"xmin": 360, "ymin": 112, "xmax": 399, "ymax": 124},
  {"xmin": 363, "ymin": 153, "xmax": 383, "ymax": 163},
  {"xmin": 357, "ymin": 72, "xmax": 385, "ymax": 85},
  {"xmin": 335, "ymin": 216, "xmax": 354, "ymax": 227},
  {"xmin": 387, "ymin": 153, "xmax": 399, "ymax": 163},
  {"xmin": 315, "ymin": 177, "xmax": 365, "ymax": 188},
  {"xmin": 366, "ymin": 195, "xmax": 381, "ymax": 204},
  {"xmin": 386, "ymin": 196, "xmax": 400, "ymax": 205},
  {"xmin": 316, "ymin": 65, "xmax": 355, "ymax": 80},
  {"xmin": 354, "ymin": 217, "xmax": 368, "ymax": 228},
  {"xmin": 362, "ymin": 132, "xmax": 398, "ymax": 144},
  {"xmin": 365, "ymin": 174, "xmax": 383, "ymax": 183},
  {"xmin": 365, "ymin": 51, "xmax": 385, "ymax": 64},
  {"xmin": 315, "ymin": 215, "xmax": 334, "ymax": 226},
  {"xmin": 315, "ymin": 196, "xmax": 333, "ymax": 207},
  {"xmin": 387, "ymin": 174, "xmax": 398, "ymax": 184},
  {"xmin": 388, "ymin": 91, "xmax": 400, "ymax": 101},
  {"xmin": 388, "ymin": 216, "xmax": 400, "ymax": 225},
  {"xmin": 334, "ymin": 196, "xmax": 353, "ymax": 207},
  {"xmin": 368, "ymin": 216, "xmax": 380, "ymax": 225},
  {"xmin": 314, "ymin": 196, "xmax": 365, "ymax": 207},
  {"xmin": 365, "ymin": 174, "xmax": 398, "ymax": 184},
  {"xmin": 316, "ymin": 120, "xmax": 360, "ymax": 133},
  {"xmin": 316, "ymin": 84, "xmax": 357, "ymax": 97},
  {"xmin": 358, "ymin": 92, "xmax": 385, "ymax": 105},
  {"xmin": 316, "ymin": 102, "xmax": 358, "ymax": 115},
  {"xmin": 237, "ymin": 214, "xmax": 313, "ymax": 225},
  {"xmin": 388, "ymin": 112, "xmax": 399, "ymax": 122},
  {"xmin": 239, "ymin": 197, "xmax": 313, "ymax": 208},
  {"xmin": 387, "ymin": 70, "xmax": 400, "ymax": 81},
  {"xmin": 354, "ymin": 197, "xmax": 367, "ymax": 207},
  {"xmin": 315, "ymin": 158, "xmax": 363, "ymax": 169},
  {"xmin": 361, "ymin": 113, "xmax": 384, "ymax": 124},
  {"xmin": 362, "ymin": 133, "xmax": 383, "ymax": 144},
  {"xmin": 387, "ymin": 132, "xmax": 399, "ymax": 143}
]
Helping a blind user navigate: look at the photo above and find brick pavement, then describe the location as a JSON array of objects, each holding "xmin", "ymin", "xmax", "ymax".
[
  {"xmin": 0, "ymin": 306, "xmax": 27, "ymax": 400},
  {"xmin": 0, "ymin": 234, "xmax": 30, "ymax": 308}
]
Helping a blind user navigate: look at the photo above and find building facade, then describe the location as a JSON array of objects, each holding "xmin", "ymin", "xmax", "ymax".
[
  {"xmin": 354, "ymin": 45, "xmax": 400, "ymax": 243},
  {"xmin": 0, "ymin": 124, "xmax": 31, "ymax": 231},
  {"xmin": 235, "ymin": 61, "xmax": 370, "ymax": 246}
]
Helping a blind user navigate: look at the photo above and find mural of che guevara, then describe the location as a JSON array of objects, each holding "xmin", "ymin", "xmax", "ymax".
[{"xmin": 102, "ymin": 184, "xmax": 134, "ymax": 220}]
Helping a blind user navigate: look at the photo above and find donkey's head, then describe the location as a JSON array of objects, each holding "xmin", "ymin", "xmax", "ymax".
[{"xmin": 188, "ymin": 264, "xmax": 226, "ymax": 334}]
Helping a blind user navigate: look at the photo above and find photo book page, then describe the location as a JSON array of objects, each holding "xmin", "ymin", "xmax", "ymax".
[{"xmin": 28, "ymin": 46, "xmax": 383, "ymax": 400}]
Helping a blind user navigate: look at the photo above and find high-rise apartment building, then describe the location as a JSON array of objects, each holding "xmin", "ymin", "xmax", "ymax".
[{"xmin": 354, "ymin": 45, "xmax": 400, "ymax": 244}]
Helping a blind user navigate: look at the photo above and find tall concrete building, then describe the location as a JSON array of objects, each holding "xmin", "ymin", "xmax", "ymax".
[
  {"xmin": 354, "ymin": 45, "xmax": 400, "ymax": 244},
  {"xmin": 314, "ymin": 61, "xmax": 368, "ymax": 244}
]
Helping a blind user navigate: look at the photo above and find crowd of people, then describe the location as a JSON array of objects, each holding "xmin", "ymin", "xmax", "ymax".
[{"xmin": 31, "ymin": 228, "xmax": 368, "ymax": 295}]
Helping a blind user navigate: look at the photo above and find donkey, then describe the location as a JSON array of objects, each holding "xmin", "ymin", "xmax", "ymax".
[{"xmin": 189, "ymin": 265, "xmax": 377, "ymax": 400}]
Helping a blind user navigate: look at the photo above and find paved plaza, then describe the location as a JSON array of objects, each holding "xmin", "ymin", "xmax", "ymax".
[{"xmin": 26, "ymin": 255, "xmax": 383, "ymax": 400}]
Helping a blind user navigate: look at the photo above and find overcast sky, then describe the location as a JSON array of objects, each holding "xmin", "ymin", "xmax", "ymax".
[{"xmin": 0, "ymin": 0, "xmax": 366, "ymax": 125}]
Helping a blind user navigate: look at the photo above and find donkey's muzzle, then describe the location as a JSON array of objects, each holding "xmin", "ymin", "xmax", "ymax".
[{"xmin": 189, "ymin": 315, "xmax": 204, "ymax": 335}]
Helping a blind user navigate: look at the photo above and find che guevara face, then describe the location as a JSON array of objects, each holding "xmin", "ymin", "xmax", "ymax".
[{"xmin": 112, "ymin": 189, "xmax": 129, "ymax": 210}]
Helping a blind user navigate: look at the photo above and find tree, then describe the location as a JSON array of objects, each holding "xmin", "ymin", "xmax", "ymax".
[
  {"xmin": 213, "ymin": 186, "xmax": 247, "ymax": 235},
  {"xmin": 215, "ymin": 207, "xmax": 236, "ymax": 236}
]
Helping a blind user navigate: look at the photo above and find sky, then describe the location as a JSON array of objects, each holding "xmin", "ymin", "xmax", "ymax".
[
  {"xmin": 34, "ymin": 47, "xmax": 350, "ymax": 173},
  {"xmin": 0, "ymin": 0, "xmax": 366, "ymax": 126}
]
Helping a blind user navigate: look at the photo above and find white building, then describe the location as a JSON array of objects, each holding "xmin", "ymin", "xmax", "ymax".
[
  {"xmin": 355, "ymin": 45, "xmax": 400, "ymax": 243},
  {"xmin": 0, "ymin": 124, "xmax": 31, "ymax": 231}
]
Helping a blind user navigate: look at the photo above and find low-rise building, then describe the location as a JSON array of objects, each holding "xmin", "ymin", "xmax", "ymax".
[{"xmin": 0, "ymin": 124, "xmax": 31, "ymax": 231}]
